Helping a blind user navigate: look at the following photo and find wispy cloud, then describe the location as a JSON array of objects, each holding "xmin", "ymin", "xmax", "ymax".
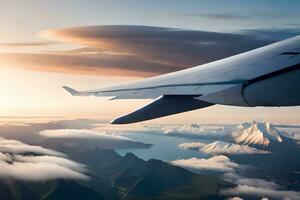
[
  {"xmin": 0, "ymin": 137, "xmax": 88, "ymax": 181},
  {"xmin": 185, "ymin": 13, "xmax": 251, "ymax": 20},
  {"xmin": 0, "ymin": 52, "xmax": 174, "ymax": 77},
  {"xmin": 1, "ymin": 25, "xmax": 299, "ymax": 77},
  {"xmin": 0, "ymin": 41, "xmax": 57, "ymax": 47},
  {"xmin": 183, "ymin": 11, "xmax": 300, "ymax": 21}
]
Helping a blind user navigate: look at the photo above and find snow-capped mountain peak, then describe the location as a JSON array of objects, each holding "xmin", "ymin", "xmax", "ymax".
[
  {"xmin": 201, "ymin": 141, "xmax": 232, "ymax": 153},
  {"xmin": 179, "ymin": 140, "xmax": 269, "ymax": 155},
  {"xmin": 200, "ymin": 141, "xmax": 268, "ymax": 155},
  {"xmin": 233, "ymin": 121, "xmax": 283, "ymax": 146}
]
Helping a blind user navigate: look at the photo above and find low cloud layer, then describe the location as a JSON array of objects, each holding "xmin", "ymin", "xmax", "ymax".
[
  {"xmin": 277, "ymin": 126, "xmax": 300, "ymax": 140},
  {"xmin": 0, "ymin": 137, "xmax": 63, "ymax": 156},
  {"xmin": 223, "ymin": 172, "xmax": 281, "ymax": 190},
  {"xmin": 171, "ymin": 155, "xmax": 239, "ymax": 173},
  {"xmin": 0, "ymin": 137, "xmax": 88, "ymax": 181},
  {"xmin": 146, "ymin": 123, "xmax": 232, "ymax": 138},
  {"xmin": 185, "ymin": 13, "xmax": 252, "ymax": 20},
  {"xmin": 39, "ymin": 129, "xmax": 130, "ymax": 141},
  {"xmin": 1, "ymin": 25, "xmax": 299, "ymax": 77},
  {"xmin": 221, "ymin": 171, "xmax": 300, "ymax": 199},
  {"xmin": 222, "ymin": 185, "xmax": 300, "ymax": 200}
]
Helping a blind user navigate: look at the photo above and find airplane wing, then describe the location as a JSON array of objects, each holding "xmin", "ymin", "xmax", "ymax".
[{"xmin": 63, "ymin": 35, "xmax": 300, "ymax": 124}]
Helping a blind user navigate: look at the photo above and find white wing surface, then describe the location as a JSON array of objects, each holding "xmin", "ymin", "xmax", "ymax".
[{"xmin": 64, "ymin": 35, "xmax": 300, "ymax": 124}]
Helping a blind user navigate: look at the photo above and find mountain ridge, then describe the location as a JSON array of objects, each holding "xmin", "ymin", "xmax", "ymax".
[
  {"xmin": 233, "ymin": 121, "xmax": 283, "ymax": 146},
  {"xmin": 75, "ymin": 148, "xmax": 234, "ymax": 199},
  {"xmin": 201, "ymin": 140, "xmax": 269, "ymax": 155}
]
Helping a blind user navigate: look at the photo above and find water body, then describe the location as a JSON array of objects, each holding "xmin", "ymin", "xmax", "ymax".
[{"xmin": 117, "ymin": 132, "xmax": 209, "ymax": 161}]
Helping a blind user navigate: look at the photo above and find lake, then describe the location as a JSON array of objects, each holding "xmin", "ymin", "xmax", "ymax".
[{"xmin": 116, "ymin": 132, "xmax": 209, "ymax": 161}]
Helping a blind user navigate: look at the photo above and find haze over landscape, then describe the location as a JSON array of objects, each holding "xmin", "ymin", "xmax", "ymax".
[{"xmin": 0, "ymin": 0, "xmax": 300, "ymax": 199}]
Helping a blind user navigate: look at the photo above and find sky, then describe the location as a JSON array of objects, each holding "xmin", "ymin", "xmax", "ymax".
[{"xmin": 0, "ymin": 0, "xmax": 300, "ymax": 124}]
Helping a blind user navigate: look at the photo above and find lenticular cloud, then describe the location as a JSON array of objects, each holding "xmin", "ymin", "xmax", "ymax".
[
  {"xmin": 171, "ymin": 155, "xmax": 239, "ymax": 173},
  {"xmin": 0, "ymin": 137, "xmax": 88, "ymax": 181},
  {"xmin": 39, "ymin": 129, "xmax": 130, "ymax": 141},
  {"xmin": 0, "ymin": 137, "xmax": 63, "ymax": 156}
]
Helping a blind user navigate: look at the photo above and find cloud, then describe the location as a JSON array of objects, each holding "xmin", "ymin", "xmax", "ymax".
[
  {"xmin": 91, "ymin": 123, "xmax": 231, "ymax": 140},
  {"xmin": 179, "ymin": 141, "xmax": 269, "ymax": 155},
  {"xmin": 183, "ymin": 11, "xmax": 300, "ymax": 21},
  {"xmin": 276, "ymin": 126, "xmax": 300, "ymax": 140},
  {"xmin": 0, "ymin": 137, "xmax": 88, "ymax": 181},
  {"xmin": 1, "ymin": 25, "xmax": 299, "ymax": 77},
  {"xmin": 0, "ymin": 154, "xmax": 88, "ymax": 181},
  {"xmin": 0, "ymin": 52, "xmax": 175, "ymax": 77},
  {"xmin": 227, "ymin": 197, "xmax": 243, "ymax": 200},
  {"xmin": 40, "ymin": 25, "xmax": 291, "ymax": 67},
  {"xmin": 0, "ymin": 41, "xmax": 57, "ymax": 47},
  {"xmin": 223, "ymin": 172, "xmax": 281, "ymax": 190},
  {"xmin": 15, "ymin": 155, "xmax": 87, "ymax": 172},
  {"xmin": 39, "ymin": 129, "xmax": 130, "ymax": 141},
  {"xmin": 147, "ymin": 123, "xmax": 232, "ymax": 139},
  {"xmin": 0, "ymin": 137, "xmax": 63, "ymax": 156},
  {"xmin": 222, "ymin": 172, "xmax": 300, "ymax": 200},
  {"xmin": 239, "ymin": 28, "xmax": 300, "ymax": 41},
  {"xmin": 221, "ymin": 185, "xmax": 300, "ymax": 200},
  {"xmin": 171, "ymin": 155, "xmax": 239, "ymax": 173},
  {"xmin": 179, "ymin": 142, "xmax": 206, "ymax": 150},
  {"xmin": 185, "ymin": 13, "xmax": 251, "ymax": 20}
]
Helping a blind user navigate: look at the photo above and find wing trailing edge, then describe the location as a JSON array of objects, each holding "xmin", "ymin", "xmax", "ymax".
[{"xmin": 110, "ymin": 95, "xmax": 214, "ymax": 124}]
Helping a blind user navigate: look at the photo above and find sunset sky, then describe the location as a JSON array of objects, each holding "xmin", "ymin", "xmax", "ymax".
[{"xmin": 1, "ymin": 0, "xmax": 300, "ymax": 124}]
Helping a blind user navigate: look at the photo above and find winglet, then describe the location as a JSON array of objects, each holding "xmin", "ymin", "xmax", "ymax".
[{"xmin": 62, "ymin": 86, "xmax": 79, "ymax": 96}]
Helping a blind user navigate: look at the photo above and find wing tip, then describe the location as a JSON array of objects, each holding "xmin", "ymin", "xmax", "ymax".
[
  {"xmin": 110, "ymin": 114, "xmax": 139, "ymax": 124},
  {"xmin": 62, "ymin": 86, "xmax": 79, "ymax": 96},
  {"xmin": 110, "ymin": 117, "xmax": 127, "ymax": 125}
]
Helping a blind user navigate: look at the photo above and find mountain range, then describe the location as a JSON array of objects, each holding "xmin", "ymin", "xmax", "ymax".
[
  {"xmin": 233, "ymin": 121, "xmax": 283, "ymax": 146},
  {"xmin": 74, "ymin": 148, "xmax": 234, "ymax": 200},
  {"xmin": 0, "ymin": 148, "xmax": 234, "ymax": 200},
  {"xmin": 200, "ymin": 140, "xmax": 268, "ymax": 155}
]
